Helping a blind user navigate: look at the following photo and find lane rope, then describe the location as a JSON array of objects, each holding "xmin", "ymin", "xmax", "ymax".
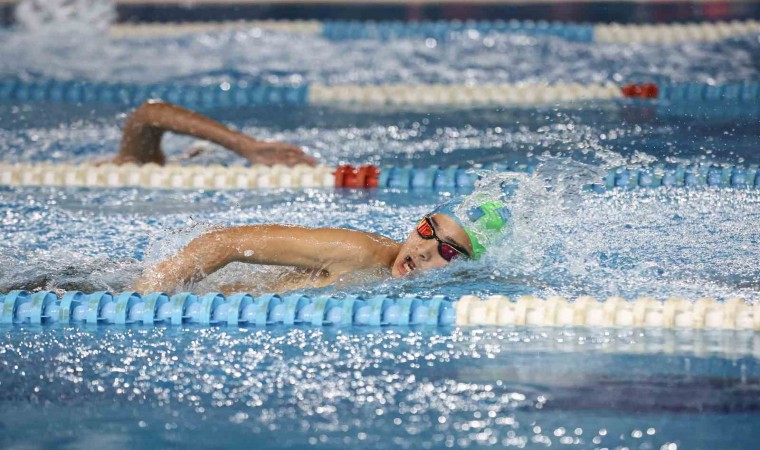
[
  {"xmin": 1, "ymin": 162, "xmax": 758, "ymax": 191},
  {"xmin": 1, "ymin": 290, "xmax": 756, "ymax": 331},
  {"xmin": 1, "ymin": 78, "xmax": 757, "ymax": 108},
  {"xmin": 106, "ymin": 19, "xmax": 760, "ymax": 44},
  {"xmin": 309, "ymin": 82, "xmax": 623, "ymax": 106}
]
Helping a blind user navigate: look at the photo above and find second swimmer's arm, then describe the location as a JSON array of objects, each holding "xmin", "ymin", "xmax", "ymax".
[
  {"xmin": 112, "ymin": 100, "xmax": 315, "ymax": 166},
  {"xmin": 133, "ymin": 225, "xmax": 397, "ymax": 293}
]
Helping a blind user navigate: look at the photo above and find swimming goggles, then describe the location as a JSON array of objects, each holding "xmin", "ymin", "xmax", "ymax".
[{"xmin": 416, "ymin": 215, "xmax": 471, "ymax": 262}]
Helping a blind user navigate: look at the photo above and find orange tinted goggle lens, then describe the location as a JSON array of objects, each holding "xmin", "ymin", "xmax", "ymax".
[{"xmin": 416, "ymin": 219, "xmax": 434, "ymax": 238}]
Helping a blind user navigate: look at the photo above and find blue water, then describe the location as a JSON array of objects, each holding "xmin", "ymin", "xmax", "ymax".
[
  {"xmin": 1, "ymin": 326, "xmax": 758, "ymax": 450},
  {"xmin": 1, "ymin": 14, "xmax": 759, "ymax": 450},
  {"xmin": 1, "ymin": 25, "xmax": 758, "ymax": 85},
  {"xmin": 0, "ymin": 103, "xmax": 759, "ymax": 167}
]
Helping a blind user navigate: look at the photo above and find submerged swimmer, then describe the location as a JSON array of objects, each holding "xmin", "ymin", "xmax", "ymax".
[
  {"xmin": 134, "ymin": 200, "xmax": 510, "ymax": 294},
  {"xmin": 108, "ymin": 100, "xmax": 316, "ymax": 167}
]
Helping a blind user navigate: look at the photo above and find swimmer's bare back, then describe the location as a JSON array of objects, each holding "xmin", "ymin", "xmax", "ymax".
[
  {"xmin": 110, "ymin": 100, "xmax": 317, "ymax": 167},
  {"xmin": 133, "ymin": 225, "xmax": 401, "ymax": 294}
]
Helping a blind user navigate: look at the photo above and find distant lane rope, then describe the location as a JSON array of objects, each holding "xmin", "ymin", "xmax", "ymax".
[
  {"xmin": 0, "ymin": 162, "xmax": 758, "ymax": 191},
  {"xmin": 0, "ymin": 79, "xmax": 623, "ymax": 107},
  {"xmin": 107, "ymin": 19, "xmax": 760, "ymax": 44},
  {"xmin": 1, "ymin": 78, "xmax": 757, "ymax": 108},
  {"xmin": 1, "ymin": 290, "xmax": 757, "ymax": 331}
]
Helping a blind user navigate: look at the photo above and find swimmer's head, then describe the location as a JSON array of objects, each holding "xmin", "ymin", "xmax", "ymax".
[{"xmin": 391, "ymin": 198, "xmax": 511, "ymax": 278}]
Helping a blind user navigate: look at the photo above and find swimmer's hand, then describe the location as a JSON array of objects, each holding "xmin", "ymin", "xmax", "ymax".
[{"xmin": 236, "ymin": 141, "xmax": 317, "ymax": 167}]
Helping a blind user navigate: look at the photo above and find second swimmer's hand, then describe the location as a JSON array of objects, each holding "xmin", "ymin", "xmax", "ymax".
[{"xmin": 239, "ymin": 141, "xmax": 318, "ymax": 167}]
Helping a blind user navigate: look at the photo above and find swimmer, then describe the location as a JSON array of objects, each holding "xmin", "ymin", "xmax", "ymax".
[
  {"xmin": 109, "ymin": 100, "xmax": 317, "ymax": 167},
  {"xmin": 133, "ymin": 200, "xmax": 510, "ymax": 294}
]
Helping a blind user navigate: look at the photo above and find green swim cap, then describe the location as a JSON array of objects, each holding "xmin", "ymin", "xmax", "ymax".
[{"xmin": 431, "ymin": 199, "xmax": 511, "ymax": 259}]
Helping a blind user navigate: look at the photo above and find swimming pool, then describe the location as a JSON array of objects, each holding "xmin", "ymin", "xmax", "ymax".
[{"xmin": 1, "ymin": 3, "xmax": 759, "ymax": 449}]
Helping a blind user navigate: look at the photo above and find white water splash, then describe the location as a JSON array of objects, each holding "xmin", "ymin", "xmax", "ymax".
[
  {"xmin": 0, "ymin": 24, "xmax": 757, "ymax": 84},
  {"xmin": 15, "ymin": 0, "xmax": 115, "ymax": 32}
]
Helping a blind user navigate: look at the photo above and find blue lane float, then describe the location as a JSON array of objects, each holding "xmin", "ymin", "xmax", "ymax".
[
  {"xmin": 376, "ymin": 163, "xmax": 534, "ymax": 190},
  {"xmin": 321, "ymin": 20, "xmax": 595, "ymax": 43},
  {"xmin": 0, "ymin": 290, "xmax": 457, "ymax": 327},
  {"xmin": 659, "ymin": 82, "xmax": 760, "ymax": 102},
  {"xmin": 0, "ymin": 78, "xmax": 310, "ymax": 108},
  {"xmin": 375, "ymin": 163, "xmax": 760, "ymax": 191},
  {"xmin": 585, "ymin": 165, "xmax": 760, "ymax": 192}
]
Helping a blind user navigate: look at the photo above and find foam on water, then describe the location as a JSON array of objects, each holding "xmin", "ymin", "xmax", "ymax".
[
  {"xmin": 15, "ymin": 0, "xmax": 115, "ymax": 32},
  {"xmin": 472, "ymin": 167, "xmax": 760, "ymax": 300}
]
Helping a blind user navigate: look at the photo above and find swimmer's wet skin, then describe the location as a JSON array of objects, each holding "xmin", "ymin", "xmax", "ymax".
[
  {"xmin": 111, "ymin": 100, "xmax": 316, "ymax": 167},
  {"xmin": 133, "ymin": 201, "xmax": 510, "ymax": 293}
]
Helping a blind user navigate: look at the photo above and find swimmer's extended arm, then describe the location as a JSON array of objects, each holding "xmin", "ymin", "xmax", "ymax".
[
  {"xmin": 112, "ymin": 100, "xmax": 316, "ymax": 166},
  {"xmin": 133, "ymin": 225, "xmax": 398, "ymax": 293}
]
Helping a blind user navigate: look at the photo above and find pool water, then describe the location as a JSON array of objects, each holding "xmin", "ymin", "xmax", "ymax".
[
  {"xmin": 1, "ymin": 326, "xmax": 758, "ymax": 450},
  {"xmin": 1, "ymin": 9, "xmax": 760, "ymax": 450}
]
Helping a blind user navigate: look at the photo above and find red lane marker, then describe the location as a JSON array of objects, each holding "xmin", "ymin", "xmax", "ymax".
[
  {"xmin": 334, "ymin": 165, "xmax": 352, "ymax": 188},
  {"xmin": 343, "ymin": 166, "xmax": 359, "ymax": 188},
  {"xmin": 365, "ymin": 166, "xmax": 379, "ymax": 188},
  {"xmin": 642, "ymin": 83, "xmax": 659, "ymax": 98},
  {"xmin": 357, "ymin": 165, "xmax": 379, "ymax": 188},
  {"xmin": 621, "ymin": 83, "xmax": 659, "ymax": 99},
  {"xmin": 335, "ymin": 164, "xmax": 379, "ymax": 188}
]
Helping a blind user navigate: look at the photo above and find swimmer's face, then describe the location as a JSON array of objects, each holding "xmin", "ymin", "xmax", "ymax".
[{"xmin": 391, "ymin": 213, "xmax": 473, "ymax": 278}]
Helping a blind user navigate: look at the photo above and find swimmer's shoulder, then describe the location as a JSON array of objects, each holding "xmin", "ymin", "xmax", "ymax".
[
  {"xmin": 229, "ymin": 224, "xmax": 398, "ymax": 268},
  {"xmin": 315, "ymin": 227, "xmax": 400, "ymax": 268}
]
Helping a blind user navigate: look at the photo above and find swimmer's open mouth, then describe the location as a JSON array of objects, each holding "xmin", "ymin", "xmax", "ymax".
[{"xmin": 403, "ymin": 255, "xmax": 416, "ymax": 273}]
